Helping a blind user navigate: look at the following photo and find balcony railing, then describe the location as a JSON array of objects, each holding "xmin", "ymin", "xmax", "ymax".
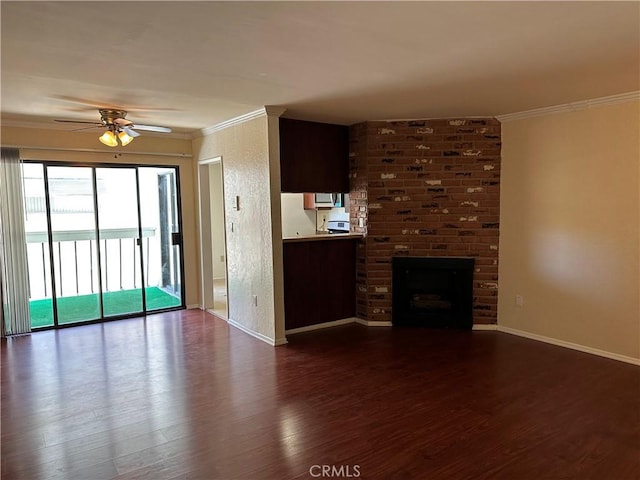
[{"xmin": 26, "ymin": 227, "xmax": 158, "ymax": 300}]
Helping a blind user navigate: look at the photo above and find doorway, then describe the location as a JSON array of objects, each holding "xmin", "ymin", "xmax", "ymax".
[
  {"xmin": 198, "ymin": 157, "xmax": 228, "ymax": 319},
  {"xmin": 21, "ymin": 162, "xmax": 185, "ymax": 328}
]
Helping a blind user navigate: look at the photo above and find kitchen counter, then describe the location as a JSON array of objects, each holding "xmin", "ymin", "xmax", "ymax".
[{"xmin": 283, "ymin": 232, "xmax": 363, "ymax": 243}]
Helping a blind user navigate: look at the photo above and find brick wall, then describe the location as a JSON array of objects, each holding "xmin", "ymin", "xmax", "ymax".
[{"xmin": 349, "ymin": 118, "xmax": 501, "ymax": 325}]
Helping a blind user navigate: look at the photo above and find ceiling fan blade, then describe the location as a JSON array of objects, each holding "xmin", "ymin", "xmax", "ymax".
[
  {"xmin": 54, "ymin": 119, "xmax": 103, "ymax": 125},
  {"xmin": 122, "ymin": 126, "xmax": 141, "ymax": 138},
  {"xmin": 131, "ymin": 124, "xmax": 172, "ymax": 133},
  {"xmin": 113, "ymin": 118, "xmax": 133, "ymax": 127},
  {"xmin": 70, "ymin": 125, "xmax": 104, "ymax": 132}
]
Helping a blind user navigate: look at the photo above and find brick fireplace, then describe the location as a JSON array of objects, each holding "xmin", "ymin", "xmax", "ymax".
[{"xmin": 349, "ymin": 118, "xmax": 501, "ymax": 325}]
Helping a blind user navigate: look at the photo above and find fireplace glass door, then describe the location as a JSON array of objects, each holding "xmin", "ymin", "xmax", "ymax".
[{"xmin": 392, "ymin": 256, "xmax": 474, "ymax": 329}]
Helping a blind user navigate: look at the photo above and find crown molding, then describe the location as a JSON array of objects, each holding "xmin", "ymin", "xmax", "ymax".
[
  {"xmin": 375, "ymin": 115, "xmax": 495, "ymax": 123},
  {"xmin": 196, "ymin": 106, "xmax": 286, "ymax": 138},
  {"xmin": 496, "ymin": 91, "xmax": 640, "ymax": 123},
  {"xmin": 264, "ymin": 106, "xmax": 287, "ymax": 117}
]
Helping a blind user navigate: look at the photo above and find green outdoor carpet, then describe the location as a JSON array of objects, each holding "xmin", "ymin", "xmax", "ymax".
[{"xmin": 29, "ymin": 287, "xmax": 181, "ymax": 328}]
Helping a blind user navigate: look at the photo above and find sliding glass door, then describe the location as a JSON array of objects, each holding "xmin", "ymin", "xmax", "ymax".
[
  {"xmin": 22, "ymin": 161, "xmax": 185, "ymax": 329},
  {"xmin": 48, "ymin": 166, "xmax": 102, "ymax": 325},
  {"xmin": 139, "ymin": 167, "xmax": 183, "ymax": 311},
  {"xmin": 96, "ymin": 167, "xmax": 144, "ymax": 317},
  {"xmin": 23, "ymin": 163, "xmax": 55, "ymax": 328}
]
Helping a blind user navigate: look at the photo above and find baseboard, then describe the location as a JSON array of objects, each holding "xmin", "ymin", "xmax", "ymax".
[
  {"xmin": 274, "ymin": 337, "xmax": 288, "ymax": 346},
  {"xmin": 355, "ymin": 318, "xmax": 393, "ymax": 327},
  {"xmin": 204, "ymin": 309, "xmax": 227, "ymax": 320},
  {"xmin": 285, "ymin": 317, "xmax": 358, "ymax": 335},
  {"xmin": 187, "ymin": 304, "xmax": 200, "ymax": 310},
  {"xmin": 227, "ymin": 318, "xmax": 278, "ymax": 346},
  {"xmin": 286, "ymin": 319, "xmax": 491, "ymax": 332},
  {"xmin": 473, "ymin": 324, "xmax": 498, "ymax": 331},
  {"xmin": 497, "ymin": 325, "xmax": 640, "ymax": 366}
]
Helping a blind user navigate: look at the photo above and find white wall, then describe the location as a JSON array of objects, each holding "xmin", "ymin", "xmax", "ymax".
[
  {"xmin": 498, "ymin": 100, "xmax": 640, "ymax": 361},
  {"xmin": 281, "ymin": 193, "xmax": 316, "ymax": 237},
  {"xmin": 192, "ymin": 111, "xmax": 285, "ymax": 345},
  {"xmin": 208, "ymin": 162, "xmax": 226, "ymax": 279}
]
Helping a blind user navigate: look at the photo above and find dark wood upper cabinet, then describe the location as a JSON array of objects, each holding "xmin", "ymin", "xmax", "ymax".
[{"xmin": 279, "ymin": 118, "xmax": 349, "ymax": 193}]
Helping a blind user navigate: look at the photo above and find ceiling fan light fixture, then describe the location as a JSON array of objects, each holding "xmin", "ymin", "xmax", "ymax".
[
  {"xmin": 99, "ymin": 130, "xmax": 118, "ymax": 147},
  {"xmin": 118, "ymin": 130, "xmax": 134, "ymax": 146},
  {"xmin": 56, "ymin": 108, "xmax": 170, "ymax": 146}
]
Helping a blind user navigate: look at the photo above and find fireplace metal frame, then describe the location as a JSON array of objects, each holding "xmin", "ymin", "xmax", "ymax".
[{"xmin": 392, "ymin": 256, "xmax": 474, "ymax": 329}]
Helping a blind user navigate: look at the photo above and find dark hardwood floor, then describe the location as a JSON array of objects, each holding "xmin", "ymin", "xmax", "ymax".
[{"xmin": 2, "ymin": 310, "xmax": 639, "ymax": 480}]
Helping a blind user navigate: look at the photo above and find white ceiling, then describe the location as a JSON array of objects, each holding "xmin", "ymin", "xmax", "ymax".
[{"xmin": 1, "ymin": 1, "xmax": 638, "ymax": 133}]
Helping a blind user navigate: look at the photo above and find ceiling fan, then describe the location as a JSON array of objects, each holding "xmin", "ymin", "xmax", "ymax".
[{"xmin": 55, "ymin": 109, "xmax": 172, "ymax": 147}]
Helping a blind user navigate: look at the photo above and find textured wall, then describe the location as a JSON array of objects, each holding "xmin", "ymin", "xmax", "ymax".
[
  {"xmin": 499, "ymin": 101, "xmax": 639, "ymax": 359},
  {"xmin": 193, "ymin": 115, "xmax": 280, "ymax": 343},
  {"xmin": 349, "ymin": 119, "xmax": 501, "ymax": 324}
]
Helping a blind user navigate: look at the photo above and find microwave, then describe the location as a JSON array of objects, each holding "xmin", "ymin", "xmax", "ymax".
[{"xmin": 314, "ymin": 193, "xmax": 342, "ymax": 208}]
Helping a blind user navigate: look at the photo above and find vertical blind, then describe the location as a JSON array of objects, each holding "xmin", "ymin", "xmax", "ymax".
[{"xmin": 0, "ymin": 148, "xmax": 31, "ymax": 335}]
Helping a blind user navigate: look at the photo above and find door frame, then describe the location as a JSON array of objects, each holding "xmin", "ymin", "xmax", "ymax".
[
  {"xmin": 197, "ymin": 156, "xmax": 228, "ymax": 316},
  {"xmin": 22, "ymin": 160, "xmax": 187, "ymax": 329}
]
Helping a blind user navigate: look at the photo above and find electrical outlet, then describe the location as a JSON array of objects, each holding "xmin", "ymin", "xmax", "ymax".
[
  {"xmin": 358, "ymin": 218, "xmax": 364, "ymax": 228},
  {"xmin": 316, "ymin": 212, "xmax": 328, "ymax": 232},
  {"xmin": 516, "ymin": 294, "xmax": 524, "ymax": 307}
]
